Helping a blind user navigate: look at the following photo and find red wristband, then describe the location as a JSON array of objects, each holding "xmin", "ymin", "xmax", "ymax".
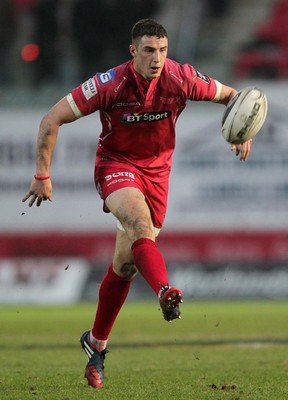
[{"xmin": 34, "ymin": 175, "xmax": 50, "ymax": 181}]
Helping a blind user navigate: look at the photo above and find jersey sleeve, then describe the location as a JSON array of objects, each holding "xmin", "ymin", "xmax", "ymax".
[
  {"xmin": 67, "ymin": 77, "xmax": 100, "ymax": 118},
  {"xmin": 183, "ymin": 64, "xmax": 222, "ymax": 102},
  {"xmin": 67, "ymin": 68, "xmax": 119, "ymax": 117}
]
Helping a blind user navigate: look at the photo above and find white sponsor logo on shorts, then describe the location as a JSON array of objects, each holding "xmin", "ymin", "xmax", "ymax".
[{"xmin": 105, "ymin": 172, "xmax": 135, "ymax": 181}]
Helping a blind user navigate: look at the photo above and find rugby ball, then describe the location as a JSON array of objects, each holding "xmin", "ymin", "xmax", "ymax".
[{"xmin": 221, "ymin": 87, "xmax": 268, "ymax": 144}]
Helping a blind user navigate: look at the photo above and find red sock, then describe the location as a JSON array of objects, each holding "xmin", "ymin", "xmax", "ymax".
[
  {"xmin": 92, "ymin": 264, "xmax": 133, "ymax": 340},
  {"xmin": 132, "ymin": 238, "xmax": 168, "ymax": 295}
]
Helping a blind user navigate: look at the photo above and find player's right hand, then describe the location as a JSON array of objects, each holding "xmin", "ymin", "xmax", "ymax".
[{"xmin": 22, "ymin": 178, "xmax": 53, "ymax": 207}]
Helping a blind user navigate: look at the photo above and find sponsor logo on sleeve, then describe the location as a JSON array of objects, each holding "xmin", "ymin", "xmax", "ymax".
[
  {"xmin": 81, "ymin": 78, "xmax": 97, "ymax": 100},
  {"xmin": 97, "ymin": 68, "xmax": 116, "ymax": 85},
  {"xmin": 196, "ymin": 70, "xmax": 210, "ymax": 84}
]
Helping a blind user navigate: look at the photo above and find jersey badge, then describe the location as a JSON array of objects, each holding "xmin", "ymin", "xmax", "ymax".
[
  {"xmin": 195, "ymin": 70, "xmax": 210, "ymax": 84},
  {"xmin": 97, "ymin": 68, "xmax": 116, "ymax": 85}
]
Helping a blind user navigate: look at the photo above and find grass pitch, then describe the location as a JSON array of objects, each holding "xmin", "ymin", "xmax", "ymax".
[{"xmin": 1, "ymin": 300, "xmax": 288, "ymax": 399}]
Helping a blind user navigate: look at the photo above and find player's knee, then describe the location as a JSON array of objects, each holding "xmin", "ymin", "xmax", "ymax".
[
  {"xmin": 118, "ymin": 262, "xmax": 137, "ymax": 279},
  {"xmin": 128, "ymin": 216, "xmax": 154, "ymax": 241}
]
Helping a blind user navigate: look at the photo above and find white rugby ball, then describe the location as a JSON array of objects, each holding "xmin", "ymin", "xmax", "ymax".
[{"xmin": 221, "ymin": 87, "xmax": 268, "ymax": 144}]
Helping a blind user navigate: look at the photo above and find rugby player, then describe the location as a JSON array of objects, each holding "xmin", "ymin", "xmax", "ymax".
[{"xmin": 22, "ymin": 19, "xmax": 252, "ymax": 388}]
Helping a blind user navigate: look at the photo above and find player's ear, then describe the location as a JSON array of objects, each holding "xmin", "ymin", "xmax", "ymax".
[{"xmin": 129, "ymin": 44, "xmax": 136, "ymax": 57}]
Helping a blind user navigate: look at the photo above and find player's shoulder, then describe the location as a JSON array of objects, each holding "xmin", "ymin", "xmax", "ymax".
[
  {"xmin": 94, "ymin": 61, "xmax": 132, "ymax": 87},
  {"xmin": 164, "ymin": 58, "xmax": 197, "ymax": 81}
]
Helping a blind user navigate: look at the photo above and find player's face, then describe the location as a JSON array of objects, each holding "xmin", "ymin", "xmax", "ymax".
[{"xmin": 130, "ymin": 35, "xmax": 168, "ymax": 80}]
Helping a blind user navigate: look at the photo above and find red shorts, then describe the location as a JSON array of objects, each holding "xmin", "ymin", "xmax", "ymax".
[{"xmin": 94, "ymin": 161, "xmax": 169, "ymax": 229}]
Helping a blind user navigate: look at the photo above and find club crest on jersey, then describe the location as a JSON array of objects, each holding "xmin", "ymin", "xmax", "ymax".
[
  {"xmin": 121, "ymin": 111, "xmax": 171, "ymax": 123},
  {"xmin": 195, "ymin": 70, "xmax": 210, "ymax": 84},
  {"xmin": 97, "ymin": 68, "xmax": 115, "ymax": 85},
  {"xmin": 81, "ymin": 78, "xmax": 97, "ymax": 100}
]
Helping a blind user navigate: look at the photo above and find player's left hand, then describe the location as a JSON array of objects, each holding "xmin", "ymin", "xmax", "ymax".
[{"xmin": 231, "ymin": 138, "xmax": 252, "ymax": 161}]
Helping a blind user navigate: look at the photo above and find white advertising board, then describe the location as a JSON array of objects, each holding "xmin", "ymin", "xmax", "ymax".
[
  {"xmin": 0, "ymin": 258, "xmax": 89, "ymax": 304},
  {"xmin": 1, "ymin": 82, "xmax": 288, "ymax": 233}
]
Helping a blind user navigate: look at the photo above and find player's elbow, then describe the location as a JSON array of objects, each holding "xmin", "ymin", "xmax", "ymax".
[{"xmin": 39, "ymin": 113, "xmax": 60, "ymax": 137}]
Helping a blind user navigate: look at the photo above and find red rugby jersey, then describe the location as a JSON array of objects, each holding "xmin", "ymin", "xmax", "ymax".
[{"xmin": 68, "ymin": 58, "xmax": 221, "ymax": 181}]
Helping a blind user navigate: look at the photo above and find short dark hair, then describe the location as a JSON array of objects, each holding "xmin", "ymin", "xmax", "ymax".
[{"xmin": 131, "ymin": 19, "xmax": 168, "ymax": 43}]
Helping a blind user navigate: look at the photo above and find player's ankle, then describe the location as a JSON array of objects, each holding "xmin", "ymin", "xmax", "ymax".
[{"xmin": 89, "ymin": 331, "xmax": 108, "ymax": 352}]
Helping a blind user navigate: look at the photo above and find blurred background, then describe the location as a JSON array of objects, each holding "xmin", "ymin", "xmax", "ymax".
[{"xmin": 1, "ymin": 0, "xmax": 288, "ymax": 304}]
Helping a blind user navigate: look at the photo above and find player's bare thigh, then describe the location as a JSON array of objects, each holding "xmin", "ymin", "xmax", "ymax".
[
  {"xmin": 112, "ymin": 228, "xmax": 137, "ymax": 278},
  {"xmin": 106, "ymin": 187, "xmax": 155, "ymax": 242}
]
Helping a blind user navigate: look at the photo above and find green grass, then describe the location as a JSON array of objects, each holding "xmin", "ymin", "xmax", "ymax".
[{"xmin": 1, "ymin": 300, "xmax": 288, "ymax": 399}]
